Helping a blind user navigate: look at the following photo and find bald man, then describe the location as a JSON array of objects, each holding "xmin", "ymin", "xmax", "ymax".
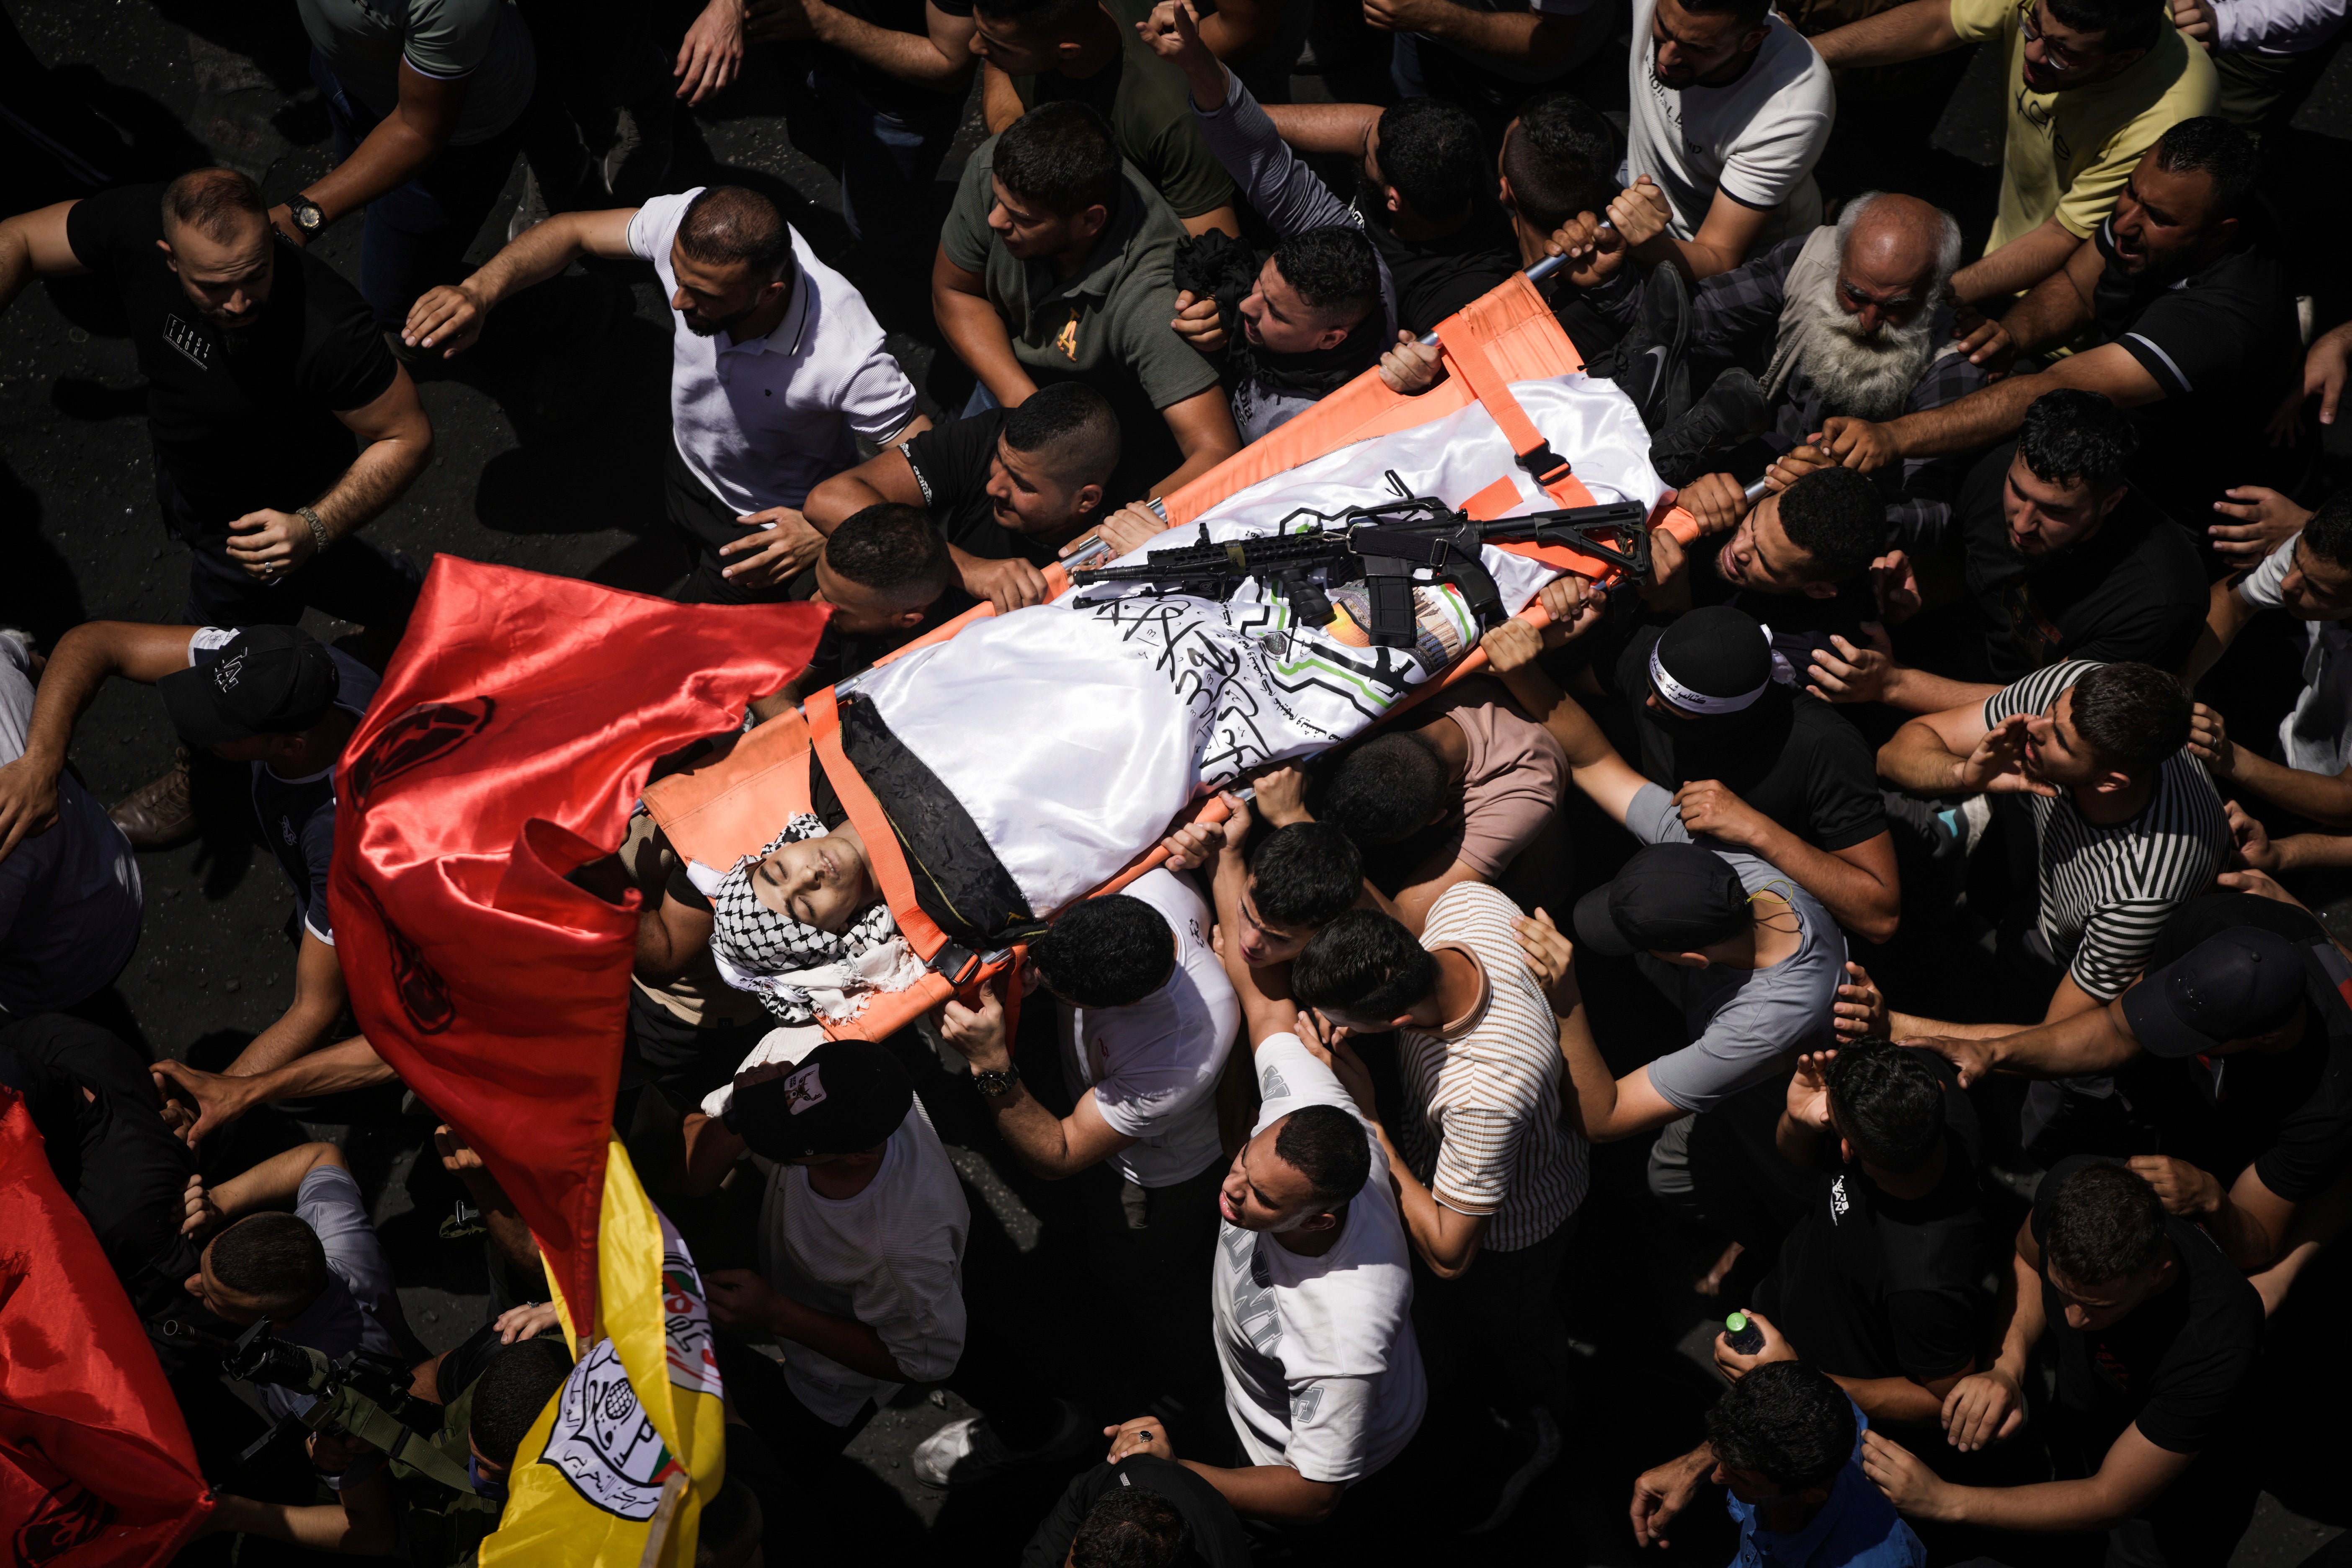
[{"xmin": 1650, "ymin": 192, "xmax": 1993, "ymax": 568}]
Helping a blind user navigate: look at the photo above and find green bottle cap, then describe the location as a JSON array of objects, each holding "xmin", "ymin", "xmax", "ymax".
[{"xmin": 1725, "ymin": 1312, "xmax": 1750, "ymax": 1333}]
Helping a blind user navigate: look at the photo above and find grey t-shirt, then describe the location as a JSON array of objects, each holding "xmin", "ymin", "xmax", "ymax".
[
  {"xmin": 1627, "ymin": 784, "xmax": 1846, "ymax": 1113},
  {"xmin": 0, "ymin": 640, "xmax": 141, "ymax": 1016},
  {"xmin": 295, "ymin": 0, "xmax": 536, "ymax": 146},
  {"xmin": 261, "ymin": 1165, "xmax": 402, "ymax": 1424}
]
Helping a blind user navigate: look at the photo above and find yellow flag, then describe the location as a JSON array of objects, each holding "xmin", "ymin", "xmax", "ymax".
[{"xmin": 481, "ymin": 1138, "xmax": 728, "ymax": 1568}]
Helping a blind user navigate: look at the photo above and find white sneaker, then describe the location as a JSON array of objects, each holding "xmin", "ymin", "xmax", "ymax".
[{"xmin": 910, "ymin": 1399, "xmax": 1088, "ymax": 1488}]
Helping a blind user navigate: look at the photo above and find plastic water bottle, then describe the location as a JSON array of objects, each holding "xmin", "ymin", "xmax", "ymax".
[{"xmin": 1723, "ymin": 1311, "xmax": 1764, "ymax": 1355}]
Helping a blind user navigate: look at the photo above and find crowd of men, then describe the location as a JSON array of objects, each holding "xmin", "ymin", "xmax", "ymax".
[{"xmin": 0, "ymin": 0, "xmax": 2348, "ymax": 1560}]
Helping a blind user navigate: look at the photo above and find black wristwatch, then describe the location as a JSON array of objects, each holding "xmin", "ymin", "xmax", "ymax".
[
  {"xmin": 970, "ymin": 1063, "xmax": 1021, "ymax": 1099},
  {"xmin": 288, "ymin": 195, "xmax": 327, "ymax": 237}
]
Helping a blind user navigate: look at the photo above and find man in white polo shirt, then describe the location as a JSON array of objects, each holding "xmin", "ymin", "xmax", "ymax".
[
  {"xmin": 928, "ymin": 872, "xmax": 1241, "ymax": 1483},
  {"xmin": 399, "ymin": 183, "xmax": 928, "ymax": 602}
]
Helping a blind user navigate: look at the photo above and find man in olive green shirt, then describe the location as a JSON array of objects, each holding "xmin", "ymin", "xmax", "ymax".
[
  {"xmin": 971, "ymin": 0, "xmax": 1241, "ymax": 236},
  {"xmin": 1816, "ymin": 0, "xmax": 2213, "ymax": 304},
  {"xmin": 933, "ymin": 103, "xmax": 1239, "ymax": 505}
]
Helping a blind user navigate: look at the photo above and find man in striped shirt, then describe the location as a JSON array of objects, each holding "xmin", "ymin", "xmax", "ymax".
[
  {"xmin": 1873, "ymin": 660, "xmax": 2228, "ymax": 1031},
  {"xmin": 1286, "ymin": 886, "xmax": 1587, "ymax": 1515}
]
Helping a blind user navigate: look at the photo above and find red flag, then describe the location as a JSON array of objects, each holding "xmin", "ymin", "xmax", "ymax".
[
  {"xmin": 0, "ymin": 1089, "xmax": 211, "ymax": 1565},
  {"xmin": 330, "ymin": 558, "xmax": 825, "ymax": 1336}
]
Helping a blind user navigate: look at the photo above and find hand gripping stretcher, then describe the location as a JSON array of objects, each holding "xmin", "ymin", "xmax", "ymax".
[{"xmin": 640, "ymin": 269, "xmax": 1705, "ymax": 1046}]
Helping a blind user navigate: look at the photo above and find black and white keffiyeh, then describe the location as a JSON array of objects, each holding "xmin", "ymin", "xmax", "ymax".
[{"xmin": 706, "ymin": 816, "xmax": 916, "ymax": 1024}]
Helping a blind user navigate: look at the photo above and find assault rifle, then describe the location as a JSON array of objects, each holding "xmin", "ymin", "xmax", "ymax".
[{"xmin": 1068, "ymin": 480, "xmax": 1649, "ymax": 650}]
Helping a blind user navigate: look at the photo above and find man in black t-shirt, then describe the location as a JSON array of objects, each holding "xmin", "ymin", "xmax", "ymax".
[
  {"xmin": 1807, "ymin": 389, "xmax": 2203, "ymax": 717},
  {"xmin": 1921, "ymin": 888, "xmax": 2352, "ymax": 1279},
  {"xmin": 1815, "ymin": 119, "xmax": 2300, "ymax": 547},
  {"xmin": 1595, "ymin": 603, "xmax": 1899, "ymax": 941},
  {"xmin": 1861, "ymin": 1159, "xmax": 2263, "ymax": 1568},
  {"xmin": 0, "ymin": 169, "xmax": 431, "ymax": 634},
  {"xmin": 805, "ymin": 382, "xmax": 1163, "ymax": 614},
  {"xmin": 1717, "ymin": 1043, "xmax": 1988, "ymax": 1471},
  {"xmin": 1661, "ymin": 464, "xmax": 1893, "ymax": 694},
  {"xmin": 1259, "ymin": 95, "xmax": 1521, "ymax": 338}
]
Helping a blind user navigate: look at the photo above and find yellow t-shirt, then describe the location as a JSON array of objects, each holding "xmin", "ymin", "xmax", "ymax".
[{"xmin": 1948, "ymin": 0, "xmax": 2216, "ymax": 253}]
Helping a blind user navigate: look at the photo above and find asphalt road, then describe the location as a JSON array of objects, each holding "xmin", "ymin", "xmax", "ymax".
[{"xmin": 4, "ymin": 0, "xmax": 2350, "ymax": 1562}]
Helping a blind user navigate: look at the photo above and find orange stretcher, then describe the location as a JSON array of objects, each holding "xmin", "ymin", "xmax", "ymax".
[{"xmin": 642, "ymin": 272, "xmax": 1702, "ymax": 1042}]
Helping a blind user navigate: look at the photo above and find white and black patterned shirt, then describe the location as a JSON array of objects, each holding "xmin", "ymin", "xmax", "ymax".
[{"xmin": 1983, "ymin": 662, "xmax": 2228, "ymax": 1000}]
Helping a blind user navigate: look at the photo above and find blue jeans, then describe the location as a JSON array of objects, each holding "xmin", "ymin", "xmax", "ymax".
[{"xmin": 310, "ymin": 48, "xmax": 527, "ymax": 328}]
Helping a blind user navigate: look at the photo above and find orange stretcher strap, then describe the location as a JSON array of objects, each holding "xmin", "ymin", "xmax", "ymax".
[{"xmin": 1438, "ymin": 320, "xmax": 1596, "ymax": 514}]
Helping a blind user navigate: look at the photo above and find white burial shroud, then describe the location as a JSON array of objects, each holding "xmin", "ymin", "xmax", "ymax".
[{"xmin": 850, "ymin": 371, "xmax": 1666, "ymax": 918}]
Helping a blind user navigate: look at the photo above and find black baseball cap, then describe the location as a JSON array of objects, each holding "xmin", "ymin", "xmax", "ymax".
[
  {"xmin": 158, "ymin": 626, "xmax": 341, "ymax": 747},
  {"xmin": 728, "ymin": 1039, "xmax": 913, "ymax": 1160},
  {"xmin": 1573, "ymin": 842, "xmax": 1751, "ymax": 958},
  {"xmin": 1648, "ymin": 606, "xmax": 1774, "ymax": 717},
  {"xmin": 2121, "ymin": 926, "xmax": 2310, "ymax": 1059}
]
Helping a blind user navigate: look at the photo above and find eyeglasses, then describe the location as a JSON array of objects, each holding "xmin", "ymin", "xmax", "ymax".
[{"xmin": 2017, "ymin": 3, "xmax": 2094, "ymax": 72}]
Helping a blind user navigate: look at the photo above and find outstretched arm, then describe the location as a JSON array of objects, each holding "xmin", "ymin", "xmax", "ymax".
[
  {"xmin": 0, "ymin": 200, "xmax": 87, "ymax": 315},
  {"xmin": 1478, "ymin": 593, "xmax": 1651, "ymax": 826},
  {"xmin": 1813, "ymin": 0, "xmax": 1963, "ymax": 67},
  {"xmin": 0, "ymin": 620, "xmax": 203, "ymax": 859},
  {"xmin": 402, "ymin": 207, "xmax": 639, "ymax": 357}
]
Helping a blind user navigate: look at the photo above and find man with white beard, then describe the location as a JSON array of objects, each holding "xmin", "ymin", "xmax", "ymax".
[{"xmin": 1653, "ymin": 192, "xmax": 1988, "ymax": 559}]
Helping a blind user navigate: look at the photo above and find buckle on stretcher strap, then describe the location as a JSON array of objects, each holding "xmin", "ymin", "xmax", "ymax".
[{"xmin": 1437, "ymin": 322, "xmax": 1597, "ymax": 513}]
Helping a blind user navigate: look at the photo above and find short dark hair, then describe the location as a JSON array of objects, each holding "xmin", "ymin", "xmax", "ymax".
[
  {"xmin": 1775, "ymin": 466, "xmax": 1884, "ymax": 582},
  {"xmin": 1271, "ymin": 226, "xmax": 1380, "ymax": 329},
  {"xmin": 1070, "ymin": 1482, "xmax": 1189, "ymax": 1568},
  {"xmin": 1825, "ymin": 1041, "xmax": 1947, "ymax": 1171},
  {"xmin": 2016, "ymin": 387, "xmax": 2139, "ymax": 495},
  {"xmin": 208, "ymin": 1213, "xmax": 327, "ymax": 1314},
  {"xmin": 468, "ymin": 1338, "xmax": 575, "ymax": 1468},
  {"xmin": 1705, "ymin": 1362, "xmax": 1855, "ymax": 1492},
  {"xmin": 2069, "ymin": 662, "xmax": 2190, "ymax": 772},
  {"xmin": 827, "ymin": 504, "xmax": 953, "ymax": 604},
  {"xmin": 972, "ymin": 0, "xmax": 1101, "ymax": 36},
  {"xmin": 1031, "ymin": 894, "xmax": 1176, "ymax": 1007},
  {"xmin": 2153, "ymin": 116, "xmax": 2260, "ymax": 221},
  {"xmin": 994, "ymin": 102, "xmax": 1123, "ymax": 218},
  {"xmin": 1322, "ymin": 732, "xmax": 1447, "ymax": 846},
  {"xmin": 2047, "ymin": 0, "xmax": 2165, "ymax": 57},
  {"xmin": 2302, "ymin": 489, "xmax": 2352, "ymax": 570},
  {"xmin": 161, "ymin": 168, "xmax": 266, "ymax": 242},
  {"xmin": 1376, "ymin": 99, "xmax": 1486, "ymax": 226},
  {"xmin": 1292, "ymin": 909, "xmax": 1438, "ymax": 1019},
  {"xmin": 2042, "ymin": 1160, "xmax": 2169, "ymax": 1287},
  {"xmin": 1502, "ymin": 92, "xmax": 1624, "ymax": 234},
  {"xmin": 1273, "ymin": 1102, "xmax": 1373, "ymax": 1208},
  {"xmin": 1249, "ymin": 823, "xmax": 1363, "ymax": 931},
  {"xmin": 694, "ymin": 1479, "xmax": 765, "ymax": 1568},
  {"xmin": 678, "ymin": 186, "xmax": 794, "ymax": 283},
  {"xmin": 1002, "ymin": 380, "xmax": 1121, "ymax": 485}
]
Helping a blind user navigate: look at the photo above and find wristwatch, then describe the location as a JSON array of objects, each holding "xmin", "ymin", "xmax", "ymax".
[
  {"xmin": 969, "ymin": 1063, "xmax": 1021, "ymax": 1099},
  {"xmin": 288, "ymin": 195, "xmax": 326, "ymax": 237}
]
